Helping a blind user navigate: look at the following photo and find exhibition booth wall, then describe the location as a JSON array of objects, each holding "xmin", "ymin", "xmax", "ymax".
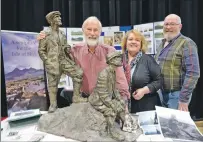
[{"xmin": 1, "ymin": 0, "xmax": 203, "ymax": 119}]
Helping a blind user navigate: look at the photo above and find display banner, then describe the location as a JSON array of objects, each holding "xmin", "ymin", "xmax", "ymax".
[
  {"xmin": 154, "ymin": 21, "xmax": 164, "ymax": 54},
  {"xmin": 66, "ymin": 28, "xmax": 84, "ymax": 46},
  {"xmin": 119, "ymin": 26, "xmax": 132, "ymax": 32},
  {"xmin": 134, "ymin": 23, "xmax": 155, "ymax": 54},
  {"xmin": 100, "ymin": 26, "xmax": 126, "ymax": 51},
  {"xmin": 1, "ymin": 30, "xmax": 47, "ymax": 116}
]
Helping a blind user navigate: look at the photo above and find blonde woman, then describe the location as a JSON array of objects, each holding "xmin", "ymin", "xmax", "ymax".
[{"xmin": 122, "ymin": 29, "xmax": 161, "ymax": 113}]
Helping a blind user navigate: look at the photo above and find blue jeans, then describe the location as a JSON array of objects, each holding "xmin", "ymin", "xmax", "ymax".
[
  {"xmin": 158, "ymin": 90, "xmax": 180, "ymax": 109},
  {"xmin": 158, "ymin": 90, "xmax": 192, "ymax": 109}
]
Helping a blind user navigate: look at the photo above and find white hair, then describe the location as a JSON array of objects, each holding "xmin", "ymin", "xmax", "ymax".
[
  {"xmin": 82, "ymin": 16, "xmax": 102, "ymax": 31},
  {"xmin": 165, "ymin": 14, "xmax": 182, "ymax": 24},
  {"xmin": 176, "ymin": 15, "xmax": 181, "ymax": 24}
]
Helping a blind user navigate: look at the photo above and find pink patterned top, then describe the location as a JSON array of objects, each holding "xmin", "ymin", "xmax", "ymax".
[{"xmin": 70, "ymin": 43, "xmax": 130, "ymax": 99}]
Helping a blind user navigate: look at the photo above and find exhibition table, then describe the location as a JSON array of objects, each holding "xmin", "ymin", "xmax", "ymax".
[{"xmin": 1, "ymin": 112, "xmax": 173, "ymax": 142}]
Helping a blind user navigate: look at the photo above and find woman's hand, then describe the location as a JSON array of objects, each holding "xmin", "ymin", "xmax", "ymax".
[
  {"xmin": 133, "ymin": 88, "xmax": 145, "ymax": 100},
  {"xmin": 133, "ymin": 86, "xmax": 150, "ymax": 100},
  {"xmin": 37, "ymin": 31, "xmax": 46, "ymax": 40}
]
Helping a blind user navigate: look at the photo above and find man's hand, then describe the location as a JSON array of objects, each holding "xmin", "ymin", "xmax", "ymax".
[
  {"xmin": 63, "ymin": 44, "xmax": 73, "ymax": 60},
  {"xmin": 37, "ymin": 31, "xmax": 46, "ymax": 40},
  {"xmin": 64, "ymin": 45, "xmax": 71, "ymax": 54},
  {"xmin": 178, "ymin": 102, "xmax": 189, "ymax": 112}
]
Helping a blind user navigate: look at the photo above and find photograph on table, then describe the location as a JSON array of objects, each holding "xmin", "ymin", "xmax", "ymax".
[
  {"xmin": 137, "ymin": 110, "xmax": 159, "ymax": 127},
  {"xmin": 142, "ymin": 125, "xmax": 161, "ymax": 135},
  {"xmin": 156, "ymin": 106, "xmax": 203, "ymax": 141}
]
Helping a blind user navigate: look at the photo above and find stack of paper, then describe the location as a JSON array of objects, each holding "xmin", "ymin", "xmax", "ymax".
[{"xmin": 7, "ymin": 109, "xmax": 41, "ymax": 122}]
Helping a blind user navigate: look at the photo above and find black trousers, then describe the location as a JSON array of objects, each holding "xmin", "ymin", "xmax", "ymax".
[
  {"xmin": 130, "ymin": 94, "xmax": 161, "ymax": 113},
  {"xmin": 59, "ymin": 89, "xmax": 89, "ymax": 105}
]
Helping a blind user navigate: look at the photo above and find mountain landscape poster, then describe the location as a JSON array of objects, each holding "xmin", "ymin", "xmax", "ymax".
[{"xmin": 1, "ymin": 30, "xmax": 48, "ymax": 116}]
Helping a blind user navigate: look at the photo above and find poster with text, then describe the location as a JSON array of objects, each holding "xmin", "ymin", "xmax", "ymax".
[
  {"xmin": 1, "ymin": 30, "xmax": 47, "ymax": 116},
  {"xmin": 100, "ymin": 26, "xmax": 123, "ymax": 50},
  {"xmin": 66, "ymin": 28, "xmax": 84, "ymax": 46},
  {"xmin": 101, "ymin": 26, "xmax": 119, "ymax": 46},
  {"xmin": 102, "ymin": 26, "xmax": 120, "ymax": 32},
  {"xmin": 65, "ymin": 28, "xmax": 84, "ymax": 90},
  {"xmin": 134, "ymin": 23, "xmax": 154, "ymax": 54},
  {"xmin": 154, "ymin": 21, "xmax": 164, "ymax": 54},
  {"xmin": 114, "ymin": 31, "xmax": 125, "ymax": 47}
]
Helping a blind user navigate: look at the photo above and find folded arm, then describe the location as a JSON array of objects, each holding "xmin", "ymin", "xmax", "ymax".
[{"xmin": 38, "ymin": 39, "xmax": 47, "ymax": 62}]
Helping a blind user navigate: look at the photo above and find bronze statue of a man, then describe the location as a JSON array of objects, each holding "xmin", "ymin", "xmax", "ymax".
[
  {"xmin": 38, "ymin": 11, "xmax": 85, "ymax": 113},
  {"xmin": 60, "ymin": 46, "xmax": 87, "ymax": 103},
  {"xmin": 38, "ymin": 11, "xmax": 65, "ymax": 112},
  {"xmin": 88, "ymin": 51, "xmax": 126, "ymax": 141}
]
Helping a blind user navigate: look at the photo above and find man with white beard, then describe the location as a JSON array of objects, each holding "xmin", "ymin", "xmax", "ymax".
[
  {"xmin": 38, "ymin": 16, "xmax": 130, "ymax": 108},
  {"xmin": 155, "ymin": 14, "xmax": 200, "ymax": 112}
]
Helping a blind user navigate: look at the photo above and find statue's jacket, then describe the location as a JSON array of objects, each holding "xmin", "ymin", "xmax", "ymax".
[
  {"xmin": 38, "ymin": 27, "xmax": 67, "ymax": 75},
  {"xmin": 89, "ymin": 66, "xmax": 120, "ymax": 109}
]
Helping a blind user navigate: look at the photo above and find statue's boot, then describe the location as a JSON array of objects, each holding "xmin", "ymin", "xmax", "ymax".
[
  {"xmin": 106, "ymin": 117, "xmax": 125, "ymax": 141},
  {"xmin": 48, "ymin": 87, "xmax": 58, "ymax": 113},
  {"xmin": 118, "ymin": 111, "xmax": 126, "ymax": 129},
  {"xmin": 99, "ymin": 124, "xmax": 109, "ymax": 137},
  {"xmin": 108, "ymin": 125, "xmax": 125, "ymax": 141},
  {"xmin": 48, "ymin": 101, "xmax": 58, "ymax": 113},
  {"xmin": 129, "ymin": 114, "xmax": 140, "ymax": 130},
  {"xmin": 72, "ymin": 82, "xmax": 87, "ymax": 103}
]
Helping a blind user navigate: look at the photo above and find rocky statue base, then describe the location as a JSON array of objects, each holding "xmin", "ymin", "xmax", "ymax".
[{"xmin": 37, "ymin": 103, "xmax": 143, "ymax": 141}]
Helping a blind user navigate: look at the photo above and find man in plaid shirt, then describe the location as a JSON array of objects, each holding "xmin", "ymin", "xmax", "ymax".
[{"xmin": 155, "ymin": 14, "xmax": 200, "ymax": 111}]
